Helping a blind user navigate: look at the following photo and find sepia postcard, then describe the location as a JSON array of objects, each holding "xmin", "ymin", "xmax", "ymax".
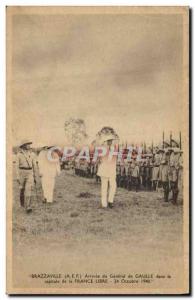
[{"xmin": 6, "ymin": 6, "xmax": 189, "ymax": 294}]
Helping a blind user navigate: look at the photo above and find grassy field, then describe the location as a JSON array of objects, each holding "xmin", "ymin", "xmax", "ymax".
[{"xmin": 12, "ymin": 167, "xmax": 184, "ymax": 292}]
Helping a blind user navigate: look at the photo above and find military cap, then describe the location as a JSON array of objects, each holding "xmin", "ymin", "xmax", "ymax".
[
  {"xmin": 156, "ymin": 148, "xmax": 164, "ymax": 153},
  {"xmin": 173, "ymin": 147, "xmax": 183, "ymax": 153}
]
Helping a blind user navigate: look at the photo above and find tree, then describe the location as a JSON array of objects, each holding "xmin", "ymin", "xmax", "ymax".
[{"xmin": 64, "ymin": 118, "xmax": 88, "ymax": 146}]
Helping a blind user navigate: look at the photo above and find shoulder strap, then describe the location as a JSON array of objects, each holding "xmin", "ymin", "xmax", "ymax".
[{"xmin": 21, "ymin": 150, "xmax": 32, "ymax": 168}]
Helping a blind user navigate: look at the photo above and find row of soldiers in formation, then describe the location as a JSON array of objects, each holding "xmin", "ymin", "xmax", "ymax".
[
  {"xmin": 14, "ymin": 138, "xmax": 183, "ymax": 213},
  {"xmin": 72, "ymin": 146, "xmax": 183, "ymax": 205}
]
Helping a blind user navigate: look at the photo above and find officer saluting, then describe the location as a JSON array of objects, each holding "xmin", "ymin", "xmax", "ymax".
[
  {"xmin": 95, "ymin": 127, "xmax": 119, "ymax": 208},
  {"xmin": 15, "ymin": 139, "xmax": 36, "ymax": 213}
]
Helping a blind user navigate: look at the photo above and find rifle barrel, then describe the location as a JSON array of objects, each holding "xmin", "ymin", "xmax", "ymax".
[{"xmin": 163, "ymin": 131, "xmax": 165, "ymax": 149}]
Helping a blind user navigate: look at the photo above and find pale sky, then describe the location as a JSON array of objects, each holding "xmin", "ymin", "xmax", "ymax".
[{"xmin": 11, "ymin": 11, "xmax": 183, "ymax": 147}]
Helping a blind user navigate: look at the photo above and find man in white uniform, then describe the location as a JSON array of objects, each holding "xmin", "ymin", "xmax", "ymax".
[
  {"xmin": 38, "ymin": 146, "xmax": 61, "ymax": 203},
  {"xmin": 97, "ymin": 138, "xmax": 118, "ymax": 208}
]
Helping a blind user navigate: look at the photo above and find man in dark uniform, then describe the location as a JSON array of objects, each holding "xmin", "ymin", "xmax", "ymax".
[
  {"xmin": 15, "ymin": 139, "xmax": 36, "ymax": 213},
  {"xmin": 116, "ymin": 162, "xmax": 121, "ymax": 187},
  {"xmin": 131, "ymin": 160, "xmax": 140, "ymax": 192},
  {"xmin": 119, "ymin": 161, "xmax": 126, "ymax": 188},
  {"xmin": 160, "ymin": 158, "xmax": 170, "ymax": 202},
  {"xmin": 144, "ymin": 155, "xmax": 152, "ymax": 190},
  {"xmin": 169, "ymin": 148, "xmax": 181, "ymax": 205},
  {"xmin": 139, "ymin": 160, "xmax": 145, "ymax": 189}
]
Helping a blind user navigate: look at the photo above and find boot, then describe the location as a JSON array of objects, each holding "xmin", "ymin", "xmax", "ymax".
[
  {"xmin": 165, "ymin": 183, "xmax": 169, "ymax": 202},
  {"xmin": 108, "ymin": 202, "xmax": 114, "ymax": 208},
  {"xmin": 165, "ymin": 191, "xmax": 169, "ymax": 202},
  {"xmin": 171, "ymin": 192, "xmax": 177, "ymax": 205},
  {"xmin": 164, "ymin": 191, "xmax": 167, "ymax": 202}
]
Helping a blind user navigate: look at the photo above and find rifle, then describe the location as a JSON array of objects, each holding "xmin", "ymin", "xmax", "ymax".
[
  {"xmin": 179, "ymin": 131, "xmax": 182, "ymax": 150},
  {"xmin": 163, "ymin": 131, "xmax": 165, "ymax": 149},
  {"xmin": 170, "ymin": 131, "xmax": 172, "ymax": 148}
]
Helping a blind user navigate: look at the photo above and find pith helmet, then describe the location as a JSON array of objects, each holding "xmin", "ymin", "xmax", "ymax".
[
  {"xmin": 156, "ymin": 148, "xmax": 164, "ymax": 153},
  {"xmin": 173, "ymin": 147, "xmax": 182, "ymax": 153},
  {"xmin": 19, "ymin": 139, "xmax": 32, "ymax": 147}
]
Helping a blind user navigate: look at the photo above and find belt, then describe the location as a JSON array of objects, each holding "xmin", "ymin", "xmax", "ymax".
[{"xmin": 19, "ymin": 167, "xmax": 32, "ymax": 170}]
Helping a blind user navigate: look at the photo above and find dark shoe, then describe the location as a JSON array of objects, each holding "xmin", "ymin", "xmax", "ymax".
[
  {"xmin": 26, "ymin": 208, "xmax": 32, "ymax": 213},
  {"xmin": 42, "ymin": 198, "xmax": 47, "ymax": 203},
  {"xmin": 171, "ymin": 200, "xmax": 177, "ymax": 205},
  {"xmin": 108, "ymin": 203, "xmax": 114, "ymax": 208}
]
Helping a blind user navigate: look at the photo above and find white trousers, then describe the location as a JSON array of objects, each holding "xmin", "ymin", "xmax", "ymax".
[
  {"xmin": 100, "ymin": 176, "xmax": 116, "ymax": 207},
  {"xmin": 41, "ymin": 175, "xmax": 55, "ymax": 203}
]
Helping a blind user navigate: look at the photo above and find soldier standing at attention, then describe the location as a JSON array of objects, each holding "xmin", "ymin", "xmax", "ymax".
[
  {"xmin": 116, "ymin": 162, "xmax": 121, "ymax": 187},
  {"xmin": 169, "ymin": 148, "xmax": 182, "ymax": 205},
  {"xmin": 131, "ymin": 160, "xmax": 140, "ymax": 192},
  {"xmin": 127, "ymin": 161, "xmax": 132, "ymax": 191},
  {"xmin": 160, "ymin": 157, "xmax": 170, "ymax": 202},
  {"xmin": 152, "ymin": 148, "xmax": 163, "ymax": 191},
  {"xmin": 95, "ymin": 160, "xmax": 101, "ymax": 183},
  {"xmin": 119, "ymin": 160, "xmax": 125, "ymax": 187},
  {"xmin": 15, "ymin": 140, "xmax": 36, "ymax": 213},
  {"xmin": 124, "ymin": 158, "xmax": 129, "ymax": 189},
  {"xmin": 144, "ymin": 155, "xmax": 152, "ymax": 190},
  {"xmin": 139, "ymin": 160, "xmax": 145, "ymax": 188}
]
